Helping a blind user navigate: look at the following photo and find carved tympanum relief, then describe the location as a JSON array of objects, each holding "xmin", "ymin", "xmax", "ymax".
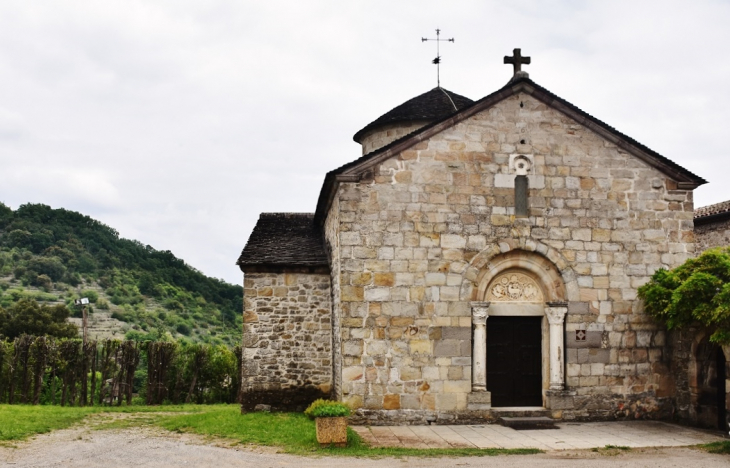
[{"xmin": 486, "ymin": 271, "xmax": 544, "ymax": 302}]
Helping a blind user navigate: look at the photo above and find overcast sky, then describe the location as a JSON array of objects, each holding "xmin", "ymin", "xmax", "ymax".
[{"xmin": 1, "ymin": 1, "xmax": 729, "ymax": 284}]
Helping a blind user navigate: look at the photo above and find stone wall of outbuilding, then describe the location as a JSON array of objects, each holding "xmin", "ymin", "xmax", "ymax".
[
  {"xmin": 694, "ymin": 216, "xmax": 730, "ymax": 251},
  {"xmin": 332, "ymin": 91, "xmax": 694, "ymax": 422},
  {"xmin": 241, "ymin": 272, "xmax": 333, "ymax": 411}
]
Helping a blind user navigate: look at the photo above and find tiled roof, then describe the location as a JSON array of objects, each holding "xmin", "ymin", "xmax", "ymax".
[
  {"xmin": 237, "ymin": 213, "xmax": 328, "ymax": 273},
  {"xmin": 695, "ymin": 200, "xmax": 730, "ymax": 221},
  {"xmin": 353, "ymin": 87, "xmax": 474, "ymax": 143},
  {"xmin": 314, "ymin": 76, "xmax": 707, "ymax": 225}
]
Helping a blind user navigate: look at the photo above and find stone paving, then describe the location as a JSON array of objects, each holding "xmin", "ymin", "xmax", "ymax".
[{"xmin": 352, "ymin": 421, "xmax": 727, "ymax": 451}]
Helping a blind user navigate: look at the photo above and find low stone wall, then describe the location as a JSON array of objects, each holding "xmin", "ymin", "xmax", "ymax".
[
  {"xmin": 241, "ymin": 272, "xmax": 333, "ymax": 411},
  {"xmin": 695, "ymin": 216, "xmax": 730, "ymax": 251}
]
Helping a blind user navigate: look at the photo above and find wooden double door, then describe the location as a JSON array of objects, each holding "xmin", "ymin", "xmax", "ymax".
[{"xmin": 487, "ymin": 316, "xmax": 543, "ymax": 407}]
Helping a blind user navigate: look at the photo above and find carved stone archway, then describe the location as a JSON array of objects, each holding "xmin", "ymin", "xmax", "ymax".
[
  {"xmin": 467, "ymin": 245, "xmax": 570, "ymax": 409},
  {"xmin": 458, "ymin": 238, "xmax": 579, "ymax": 303}
]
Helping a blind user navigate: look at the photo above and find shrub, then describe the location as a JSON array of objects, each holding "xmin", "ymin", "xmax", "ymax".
[
  {"xmin": 638, "ymin": 247, "xmax": 730, "ymax": 344},
  {"xmin": 304, "ymin": 399, "xmax": 351, "ymax": 419},
  {"xmin": 111, "ymin": 311, "xmax": 127, "ymax": 321},
  {"xmin": 81, "ymin": 290, "xmax": 99, "ymax": 303},
  {"xmin": 33, "ymin": 274, "xmax": 53, "ymax": 291},
  {"xmin": 176, "ymin": 323, "xmax": 191, "ymax": 336}
]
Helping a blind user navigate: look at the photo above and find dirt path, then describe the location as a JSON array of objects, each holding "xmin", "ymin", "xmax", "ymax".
[{"xmin": 0, "ymin": 416, "xmax": 728, "ymax": 468}]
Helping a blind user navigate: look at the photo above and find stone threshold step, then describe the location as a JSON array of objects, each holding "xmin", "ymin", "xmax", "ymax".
[{"xmin": 500, "ymin": 416, "xmax": 558, "ymax": 430}]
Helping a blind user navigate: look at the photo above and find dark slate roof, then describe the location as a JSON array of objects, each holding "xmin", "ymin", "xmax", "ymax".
[
  {"xmin": 694, "ymin": 200, "xmax": 730, "ymax": 225},
  {"xmin": 353, "ymin": 87, "xmax": 474, "ymax": 143},
  {"xmin": 314, "ymin": 75, "xmax": 707, "ymax": 225},
  {"xmin": 237, "ymin": 213, "xmax": 328, "ymax": 272}
]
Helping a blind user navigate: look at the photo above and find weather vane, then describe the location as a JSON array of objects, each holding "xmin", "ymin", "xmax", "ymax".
[{"xmin": 422, "ymin": 28, "xmax": 454, "ymax": 88}]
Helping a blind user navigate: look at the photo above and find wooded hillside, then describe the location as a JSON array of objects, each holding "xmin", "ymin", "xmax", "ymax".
[{"xmin": 0, "ymin": 203, "xmax": 242, "ymax": 345}]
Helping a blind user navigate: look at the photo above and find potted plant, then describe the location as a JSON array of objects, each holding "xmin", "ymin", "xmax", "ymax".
[{"xmin": 304, "ymin": 399, "xmax": 351, "ymax": 447}]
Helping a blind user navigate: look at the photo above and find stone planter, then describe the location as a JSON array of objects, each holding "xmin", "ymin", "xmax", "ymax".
[{"xmin": 315, "ymin": 416, "xmax": 347, "ymax": 447}]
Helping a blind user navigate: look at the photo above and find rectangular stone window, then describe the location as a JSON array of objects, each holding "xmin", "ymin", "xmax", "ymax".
[{"xmin": 515, "ymin": 175, "xmax": 528, "ymax": 217}]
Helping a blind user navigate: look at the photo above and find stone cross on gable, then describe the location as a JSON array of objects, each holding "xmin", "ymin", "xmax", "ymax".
[{"xmin": 504, "ymin": 48, "xmax": 531, "ymax": 76}]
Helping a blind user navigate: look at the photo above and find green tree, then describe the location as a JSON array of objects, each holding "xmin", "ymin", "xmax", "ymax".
[
  {"xmin": 0, "ymin": 298, "xmax": 78, "ymax": 339},
  {"xmin": 638, "ymin": 247, "xmax": 730, "ymax": 344}
]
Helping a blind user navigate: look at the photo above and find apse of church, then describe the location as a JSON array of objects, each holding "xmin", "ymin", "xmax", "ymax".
[{"xmin": 238, "ymin": 49, "xmax": 707, "ymax": 423}]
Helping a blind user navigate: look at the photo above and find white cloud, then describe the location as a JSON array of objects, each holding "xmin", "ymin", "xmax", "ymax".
[{"xmin": 0, "ymin": 0, "xmax": 728, "ymax": 283}]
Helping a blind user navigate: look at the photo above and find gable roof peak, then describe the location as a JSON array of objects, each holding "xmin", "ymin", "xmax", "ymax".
[{"xmin": 315, "ymin": 76, "xmax": 707, "ymax": 226}]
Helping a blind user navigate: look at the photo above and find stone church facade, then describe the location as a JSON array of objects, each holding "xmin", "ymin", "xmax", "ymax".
[{"xmin": 238, "ymin": 57, "xmax": 729, "ymax": 426}]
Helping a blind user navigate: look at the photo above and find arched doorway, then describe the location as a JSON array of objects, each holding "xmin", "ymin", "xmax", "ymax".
[
  {"xmin": 486, "ymin": 270, "xmax": 545, "ymax": 407},
  {"xmin": 692, "ymin": 336, "xmax": 727, "ymax": 430},
  {"xmin": 470, "ymin": 250, "xmax": 568, "ymax": 408}
]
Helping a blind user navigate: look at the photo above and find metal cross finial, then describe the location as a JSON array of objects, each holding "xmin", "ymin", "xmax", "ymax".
[
  {"xmin": 422, "ymin": 28, "xmax": 454, "ymax": 87},
  {"xmin": 504, "ymin": 48, "xmax": 531, "ymax": 76}
]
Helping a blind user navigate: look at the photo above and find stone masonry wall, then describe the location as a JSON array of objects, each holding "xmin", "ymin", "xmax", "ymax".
[
  {"xmin": 241, "ymin": 272, "xmax": 333, "ymax": 411},
  {"xmin": 324, "ymin": 196, "xmax": 343, "ymax": 400},
  {"xmin": 359, "ymin": 122, "xmax": 430, "ymax": 155},
  {"xmin": 334, "ymin": 92, "xmax": 694, "ymax": 421},
  {"xmin": 695, "ymin": 217, "xmax": 730, "ymax": 251}
]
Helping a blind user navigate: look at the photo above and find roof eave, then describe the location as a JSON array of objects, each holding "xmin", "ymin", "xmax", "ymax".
[
  {"xmin": 694, "ymin": 211, "xmax": 730, "ymax": 226},
  {"xmin": 238, "ymin": 263, "xmax": 330, "ymax": 274}
]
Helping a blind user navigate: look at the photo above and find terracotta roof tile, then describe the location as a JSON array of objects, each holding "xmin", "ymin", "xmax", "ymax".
[{"xmin": 695, "ymin": 200, "xmax": 730, "ymax": 220}]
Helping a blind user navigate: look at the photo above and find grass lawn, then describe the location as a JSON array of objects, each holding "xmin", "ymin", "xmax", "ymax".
[
  {"xmin": 0, "ymin": 405, "xmax": 98, "ymax": 442},
  {"xmin": 701, "ymin": 440, "xmax": 730, "ymax": 454},
  {"xmin": 0, "ymin": 404, "xmax": 541, "ymax": 457},
  {"xmin": 0, "ymin": 404, "xmax": 200, "ymax": 442},
  {"xmin": 157, "ymin": 405, "xmax": 541, "ymax": 457}
]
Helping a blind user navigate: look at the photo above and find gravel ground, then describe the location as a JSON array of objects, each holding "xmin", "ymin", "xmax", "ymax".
[{"xmin": 0, "ymin": 419, "xmax": 728, "ymax": 468}]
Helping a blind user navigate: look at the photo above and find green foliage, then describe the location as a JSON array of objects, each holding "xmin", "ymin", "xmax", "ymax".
[
  {"xmin": 0, "ymin": 299, "xmax": 78, "ymax": 340},
  {"xmin": 638, "ymin": 247, "xmax": 730, "ymax": 344},
  {"xmin": 304, "ymin": 399, "xmax": 351, "ymax": 419},
  {"xmin": 80, "ymin": 290, "xmax": 99, "ymax": 303},
  {"xmin": 0, "ymin": 336, "xmax": 241, "ymax": 406},
  {"xmin": 0, "ymin": 203, "xmax": 243, "ymax": 344}
]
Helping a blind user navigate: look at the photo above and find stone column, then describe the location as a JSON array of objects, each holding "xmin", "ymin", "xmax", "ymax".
[
  {"xmin": 545, "ymin": 302, "xmax": 568, "ymax": 391},
  {"xmin": 471, "ymin": 302, "xmax": 490, "ymax": 392}
]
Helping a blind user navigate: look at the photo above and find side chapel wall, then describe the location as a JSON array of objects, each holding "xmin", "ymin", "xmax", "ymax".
[
  {"xmin": 241, "ymin": 272, "xmax": 333, "ymax": 411},
  {"xmin": 334, "ymin": 92, "xmax": 693, "ymax": 422}
]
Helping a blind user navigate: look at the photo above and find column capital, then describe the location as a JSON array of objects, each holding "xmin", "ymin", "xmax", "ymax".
[
  {"xmin": 471, "ymin": 301, "xmax": 490, "ymax": 325},
  {"xmin": 545, "ymin": 303, "xmax": 568, "ymax": 325}
]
